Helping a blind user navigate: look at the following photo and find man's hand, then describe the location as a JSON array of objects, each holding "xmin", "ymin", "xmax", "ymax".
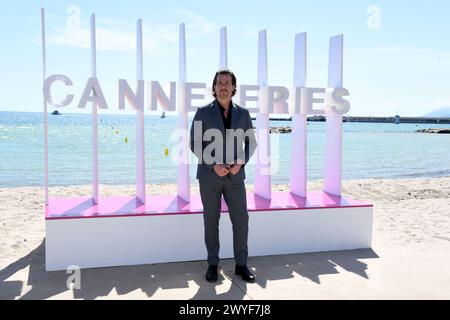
[
  {"xmin": 213, "ymin": 164, "xmax": 230, "ymax": 177},
  {"xmin": 226, "ymin": 164, "xmax": 242, "ymax": 176}
]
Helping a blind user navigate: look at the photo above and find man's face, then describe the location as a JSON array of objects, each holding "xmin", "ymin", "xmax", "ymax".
[{"xmin": 214, "ymin": 73, "xmax": 235, "ymax": 100}]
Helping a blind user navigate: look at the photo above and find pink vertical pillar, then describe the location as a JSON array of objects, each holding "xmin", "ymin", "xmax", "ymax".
[
  {"xmin": 220, "ymin": 26, "xmax": 228, "ymax": 69},
  {"xmin": 177, "ymin": 23, "xmax": 190, "ymax": 202},
  {"xmin": 254, "ymin": 30, "xmax": 271, "ymax": 200},
  {"xmin": 136, "ymin": 19, "xmax": 146, "ymax": 202},
  {"xmin": 323, "ymin": 35, "xmax": 344, "ymax": 197},
  {"xmin": 90, "ymin": 14, "xmax": 99, "ymax": 203},
  {"xmin": 41, "ymin": 8, "xmax": 49, "ymax": 205},
  {"xmin": 289, "ymin": 32, "xmax": 307, "ymax": 198}
]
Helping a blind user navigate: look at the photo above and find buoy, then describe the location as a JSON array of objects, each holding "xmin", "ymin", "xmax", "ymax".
[
  {"xmin": 165, "ymin": 148, "xmax": 169, "ymax": 156},
  {"xmin": 124, "ymin": 137, "xmax": 128, "ymax": 143}
]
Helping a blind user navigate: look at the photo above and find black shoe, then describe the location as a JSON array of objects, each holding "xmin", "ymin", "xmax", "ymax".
[
  {"xmin": 235, "ymin": 265, "xmax": 256, "ymax": 282},
  {"xmin": 205, "ymin": 265, "xmax": 218, "ymax": 282}
]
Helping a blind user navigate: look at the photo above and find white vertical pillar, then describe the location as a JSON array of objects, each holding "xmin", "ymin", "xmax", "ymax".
[
  {"xmin": 324, "ymin": 35, "xmax": 344, "ymax": 196},
  {"xmin": 289, "ymin": 32, "xmax": 307, "ymax": 198},
  {"xmin": 136, "ymin": 19, "xmax": 146, "ymax": 202},
  {"xmin": 41, "ymin": 8, "xmax": 49, "ymax": 205},
  {"xmin": 90, "ymin": 14, "xmax": 99, "ymax": 203},
  {"xmin": 220, "ymin": 26, "xmax": 228, "ymax": 69},
  {"xmin": 177, "ymin": 23, "xmax": 190, "ymax": 202},
  {"xmin": 254, "ymin": 30, "xmax": 271, "ymax": 200}
]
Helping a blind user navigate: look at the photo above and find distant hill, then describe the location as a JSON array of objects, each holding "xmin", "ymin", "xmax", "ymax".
[{"xmin": 424, "ymin": 106, "xmax": 450, "ymax": 117}]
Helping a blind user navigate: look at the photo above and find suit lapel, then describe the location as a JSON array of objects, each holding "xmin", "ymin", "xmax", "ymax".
[{"xmin": 230, "ymin": 101, "xmax": 239, "ymax": 131}]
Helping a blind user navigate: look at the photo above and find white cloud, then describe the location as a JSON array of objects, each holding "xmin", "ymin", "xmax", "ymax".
[
  {"xmin": 36, "ymin": 9, "xmax": 218, "ymax": 53},
  {"xmin": 174, "ymin": 9, "xmax": 217, "ymax": 35},
  {"xmin": 45, "ymin": 19, "xmax": 178, "ymax": 54}
]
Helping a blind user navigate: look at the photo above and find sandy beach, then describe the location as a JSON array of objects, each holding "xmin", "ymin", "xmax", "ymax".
[{"xmin": 1, "ymin": 177, "xmax": 449, "ymax": 299}]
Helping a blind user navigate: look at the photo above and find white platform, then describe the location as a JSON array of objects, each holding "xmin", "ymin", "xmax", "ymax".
[
  {"xmin": 46, "ymin": 207, "xmax": 373, "ymax": 271},
  {"xmin": 45, "ymin": 192, "xmax": 373, "ymax": 271}
]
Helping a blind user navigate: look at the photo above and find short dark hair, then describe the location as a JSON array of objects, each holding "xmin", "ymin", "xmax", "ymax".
[{"xmin": 212, "ymin": 69, "xmax": 237, "ymax": 98}]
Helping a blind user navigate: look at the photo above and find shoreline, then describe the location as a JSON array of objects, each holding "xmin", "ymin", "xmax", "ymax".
[
  {"xmin": 3, "ymin": 111, "xmax": 450, "ymax": 123},
  {"xmin": 3, "ymin": 174, "xmax": 450, "ymax": 192}
]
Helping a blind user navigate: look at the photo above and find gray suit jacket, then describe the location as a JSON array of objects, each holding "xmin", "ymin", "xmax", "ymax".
[{"xmin": 190, "ymin": 100, "xmax": 257, "ymax": 182}]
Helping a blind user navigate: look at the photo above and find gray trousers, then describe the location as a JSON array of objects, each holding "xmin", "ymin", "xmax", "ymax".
[{"xmin": 199, "ymin": 177, "xmax": 249, "ymax": 266}]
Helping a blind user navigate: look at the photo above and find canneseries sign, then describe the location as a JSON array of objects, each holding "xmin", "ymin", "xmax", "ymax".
[
  {"xmin": 44, "ymin": 73, "xmax": 350, "ymax": 116},
  {"xmin": 42, "ymin": 9, "xmax": 375, "ymax": 272},
  {"xmin": 41, "ymin": 8, "xmax": 350, "ymax": 204},
  {"xmin": 43, "ymin": 68, "xmax": 350, "ymax": 116}
]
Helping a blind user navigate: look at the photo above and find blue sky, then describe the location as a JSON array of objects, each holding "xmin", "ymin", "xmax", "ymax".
[{"xmin": 0, "ymin": 0, "xmax": 449, "ymax": 116}]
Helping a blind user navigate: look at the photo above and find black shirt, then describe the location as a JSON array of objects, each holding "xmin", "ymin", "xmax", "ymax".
[{"xmin": 217, "ymin": 100, "xmax": 232, "ymax": 130}]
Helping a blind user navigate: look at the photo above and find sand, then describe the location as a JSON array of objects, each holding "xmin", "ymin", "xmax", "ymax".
[{"xmin": 1, "ymin": 177, "xmax": 449, "ymax": 299}]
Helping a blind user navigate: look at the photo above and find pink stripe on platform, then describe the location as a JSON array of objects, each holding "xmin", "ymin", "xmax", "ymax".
[{"xmin": 45, "ymin": 191, "xmax": 372, "ymax": 220}]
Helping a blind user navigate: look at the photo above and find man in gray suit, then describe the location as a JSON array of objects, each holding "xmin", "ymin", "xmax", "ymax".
[{"xmin": 190, "ymin": 69, "xmax": 257, "ymax": 282}]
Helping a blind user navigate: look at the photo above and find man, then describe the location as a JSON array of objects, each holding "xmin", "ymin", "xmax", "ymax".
[{"xmin": 190, "ymin": 69, "xmax": 257, "ymax": 283}]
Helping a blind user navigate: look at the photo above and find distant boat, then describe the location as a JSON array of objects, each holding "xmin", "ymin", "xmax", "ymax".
[
  {"xmin": 51, "ymin": 110, "xmax": 61, "ymax": 115},
  {"xmin": 161, "ymin": 111, "xmax": 165, "ymax": 118}
]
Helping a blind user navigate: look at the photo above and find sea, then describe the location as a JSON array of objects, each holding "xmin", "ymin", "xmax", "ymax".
[{"xmin": 1, "ymin": 111, "xmax": 449, "ymax": 188}]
